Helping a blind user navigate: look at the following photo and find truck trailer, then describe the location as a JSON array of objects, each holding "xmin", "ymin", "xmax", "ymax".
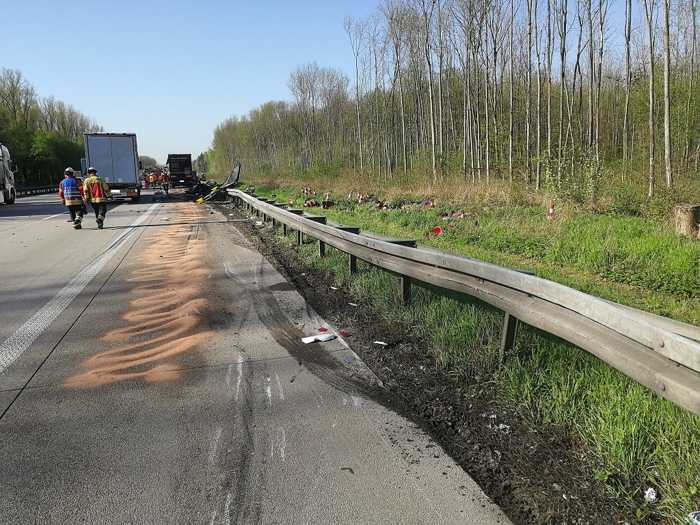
[
  {"xmin": 166, "ymin": 154, "xmax": 196, "ymax": 188},
  {"xmin": 84, "ymin": 133, "xmax": 141, "ymax": 202},
  {"xmin": 0, "ymin": 144, "xmax": 16, "ymax": 204}
]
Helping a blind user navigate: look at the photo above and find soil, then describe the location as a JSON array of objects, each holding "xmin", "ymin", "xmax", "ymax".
[{"xmin": 218, "ymin": 201, "xmax": 638, "ymax": 525}]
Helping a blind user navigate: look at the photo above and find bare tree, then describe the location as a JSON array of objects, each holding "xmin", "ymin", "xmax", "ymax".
[
  {"xmin": 623, "ymin": 0, "xmax": 632, "ymax": 178},
  {"xmin": 642, "ymin": 0, "xmax": 657, "ymax": 197},
  {"xmin": 663, "ymin": 0, "xmax": 673, "ymax": 187},
  {"xmin": 344, "ymin": 17, "xmax": 366, "ymax": 173}
]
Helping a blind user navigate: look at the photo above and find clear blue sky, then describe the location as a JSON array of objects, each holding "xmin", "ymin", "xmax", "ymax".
[{"xmin": 6, "ymin": 0, "xmax": 379, "ymax": 163}]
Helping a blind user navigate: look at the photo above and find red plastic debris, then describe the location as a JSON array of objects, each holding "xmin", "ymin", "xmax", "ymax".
[
  {"xmin": 339, "ymin": 329, "xmax": 351, "ymax": 337},
  {"xmin": 431, "ymin": 226, "xmax": 444, "ymax": 236},
  {"xmin": 318, "ymin": 327, "xmax": 329, "ymax": 333}
]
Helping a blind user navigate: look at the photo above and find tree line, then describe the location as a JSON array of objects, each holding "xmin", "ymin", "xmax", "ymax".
[
  {"xmin": 0, "ymin": 68, "xmax": 102, "ymax": 187},
  {"xmin": 208, "ymin": 0, "xmax": 698, "ymax": 202}
]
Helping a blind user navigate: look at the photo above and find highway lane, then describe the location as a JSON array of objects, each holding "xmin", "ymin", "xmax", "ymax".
[{"xmin": 0, "ymin": 197, "xmax": 510, "ymax": 524}]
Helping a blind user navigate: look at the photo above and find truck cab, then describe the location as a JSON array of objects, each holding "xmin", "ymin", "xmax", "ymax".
[{"xmin": 0, "ymin": 144, "xmax": 16, "ymax": 205}]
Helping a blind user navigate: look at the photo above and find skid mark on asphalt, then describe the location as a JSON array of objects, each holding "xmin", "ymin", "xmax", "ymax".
[{"xmin": 66, "ymin": 204, "xmax": 215, "ymax": 388}]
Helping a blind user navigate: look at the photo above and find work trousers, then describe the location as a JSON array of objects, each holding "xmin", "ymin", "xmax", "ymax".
[
  {"xmin": 90, "ymin": 202, "xmax": 107, "ymax": 219},
  {"xmin": 67, "ymin": 205, "xmax": 84, "ymax": 221}
]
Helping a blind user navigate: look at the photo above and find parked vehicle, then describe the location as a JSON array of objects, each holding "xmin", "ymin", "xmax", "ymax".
[
  {"xmin": 83, "ymin": 133, "xmax": 141, "ymax": 202},
  {"xmin": 167, "ymin": 154, "xmax": 196, "ymax": 188},
  {"xmin": 0, "ymin": 144, "xmax": 16, "ymax": 204}
]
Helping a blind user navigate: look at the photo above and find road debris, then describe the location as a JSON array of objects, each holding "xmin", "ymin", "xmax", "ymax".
[
  {"xmin": 643, "ymin": 487, "xmax": 657, "ymax": 504},
  {"xmin": 373, "ymin": 341, "xmax": 388, "ymax": 346},
  {"xmin": 431, "ymin": 226, "xmax": 444, "ymax": 236},
  {"xmin": 338, "ymin": 329, "xmax": 351, "ymax": 337},
  {"xmin": 688, "ymin": 511, "xmax": 700, "ymax": 525},
  {"xmin": 348, "ymin": 302, "xmax": 358, "ymax": 307},
  {"xmin": 301, "ymin": 333, "xmax": 337, "ymax": 344}
]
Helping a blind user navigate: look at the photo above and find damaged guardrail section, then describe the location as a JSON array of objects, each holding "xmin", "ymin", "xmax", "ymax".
[{"xmin": 228, "ymin": 189, "xmax": 700, "ymax": 415}]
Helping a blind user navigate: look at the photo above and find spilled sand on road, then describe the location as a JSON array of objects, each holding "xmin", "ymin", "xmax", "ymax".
[{"xmin": 66, "ymin": 203, "xmax": 215, "ymax": 388}]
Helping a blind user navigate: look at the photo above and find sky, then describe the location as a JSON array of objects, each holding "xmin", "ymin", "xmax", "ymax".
[{"xmin": 6, "ymin": 0, "xmax": 379, "ymax": 163}]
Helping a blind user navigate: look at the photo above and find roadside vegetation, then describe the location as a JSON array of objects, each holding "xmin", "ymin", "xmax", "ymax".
[
  {"xmin": 200, "ymin": 0, "xmax": 700, "ymax": 519},
  {"xmin": 246, "ymin": 178, "xmax": 700, "ymax": 523},
  {"xmin": 0, "ymin": 68, "xmax": 101, "ymax": 187}
]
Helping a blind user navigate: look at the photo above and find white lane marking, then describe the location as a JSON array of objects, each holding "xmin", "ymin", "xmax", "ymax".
[
  {"xmin": 40, "ymin": 213, "xmax": 63, "ymax": 221},
  {"xmin": 0, "ymin": 204, "xmax": 159, "ymax": 374},
  {"xmin": 265, "ymin": 376, "xmax": 272, "ymax": 408},
  {"xmin": 225, "ymin": 364, "xmax": 233, "ymax": 386},
  {"xmin": 234, "ymin": 355, "xmax": 243, "ymax": 401},
  {"xmin": 223, "ymin": 493, "xmax": 232, "ymax": 524},
  {"xmin": 208, "ymin": 426, "xmax": 223, "ymax": 465},
  {"xmin": 279, "ymin": 428, "xmax": 286, "ymax": 462},
  {"xmin": 275, "ymin": 372, "xmax": 285, "ymax": 401}
]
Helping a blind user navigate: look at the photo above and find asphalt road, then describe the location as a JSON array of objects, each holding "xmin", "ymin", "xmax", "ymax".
[{"xmin": 0, "ymin": 194, "xmax": 510, "ymax": 524}]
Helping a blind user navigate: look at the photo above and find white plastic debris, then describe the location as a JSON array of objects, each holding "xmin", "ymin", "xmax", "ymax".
[
  {"xmin": 644, "ymin": 487, "xmax": 657, "ymax": 504},
  {"xmin": 688, "ymin": 511, "xmax": 700, "ymax": 525},
  {"xmin": 348, "ymin": 302, "xmax": 358, "ymax": 307},
  {"xmin": 373, "ymin": 341, "xmax": 388, "ymax": 346},
  {"xmin": 495, "ymin": 423, "xmax": 511, "ymax": 434},
  {"xmin": 302, "ymin": 333, "xmax": 337, "ymax": 344},
  {"xmin": 255, "ymin": 221, "xmax": 263, "ymax": 226},
  {"xmin": 330, "ymin": 286, "xmax": 338, "ymax": 290}
]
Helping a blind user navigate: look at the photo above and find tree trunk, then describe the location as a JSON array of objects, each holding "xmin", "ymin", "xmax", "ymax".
[
  {"xmin": 643, "ymin": 0, "xmax": 656, "ymax": 197},
  {"xmin": 526, "ymin": 0, "xmax": 533, "ymax": 183},
  {"xmin": 509, "ymin": 0, "xmax": 515, "ymax": 183},
  {"xmin": 663, "ymin": 0, "xmax": 673, "ymax": 187},
  {"xmin": 673, "ymin": 204, "xmax": 700, "ymax": 237},
  {"xmin": 623, "ymin": 0, "xmax": 632, "ymax": 179}
]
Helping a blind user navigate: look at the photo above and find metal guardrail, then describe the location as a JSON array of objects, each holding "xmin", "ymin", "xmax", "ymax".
[
  {"xmin": 16, "ymin": 185, "xmax": 57, "ymax": 197},
  {"xmin": 228, "ymin": 189, "xmax": 700, "ymax": 415}
]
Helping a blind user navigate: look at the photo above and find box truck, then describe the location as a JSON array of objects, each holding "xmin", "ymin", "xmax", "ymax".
[
  {"xmin": 166, "ymin": 154, "xmax": 196, "ymax": 188},
  {"xmin": 84, "ymin": 133, "xmax": 141, "ymax": 202},
  {"xmin": 0, "ymin": 144, "xmax": 16, "ymax": 204}
]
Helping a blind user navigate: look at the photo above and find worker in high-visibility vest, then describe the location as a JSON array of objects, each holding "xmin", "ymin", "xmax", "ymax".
[
  {"xmin": 82, "ymin": 167, "xmax": 111, "ymax": 229},
  {"xmin": 159, "ymin": 172, "xmax": 170, "ymax": 194},
  {"xmin": 58, "ymin": 167, "xmax": 85, "ymax": 229}
]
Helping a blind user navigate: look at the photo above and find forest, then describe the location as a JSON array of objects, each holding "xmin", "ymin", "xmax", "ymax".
[
  {"xmin": 208, "ymin": 0, "xmax": 700, "ymax": 213},
  {"xmin": 0, "ymin": 68, "xmax": 101, "ymax": 187}
]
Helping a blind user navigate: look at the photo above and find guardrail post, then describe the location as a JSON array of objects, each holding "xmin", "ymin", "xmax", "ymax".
[
  {"xmin": 283, "ymin": 223, "xmax": 288, "ymax": 235},
  {"xmin": 297, "ymin": 230, "xmax": 303, "ymax": 246},
  {"xmin": 401, "ymin": 276, "xmax": 411, "ymax": 305},
  {"xmin": 499, "ymin": 313, "xmax": 519, "ymax": 364},
  {"xmin": 319, "ymin": 240, "xmax": 326, "ymax": 257},
  {"xmin": 349, "ymin": 254, "xmax": 357, "ymax": 274}
]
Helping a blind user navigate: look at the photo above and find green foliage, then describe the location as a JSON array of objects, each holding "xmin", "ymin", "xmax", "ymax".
[{"xmin": 0, "ymin": 68, "xmax": 98, "ymax": 186}]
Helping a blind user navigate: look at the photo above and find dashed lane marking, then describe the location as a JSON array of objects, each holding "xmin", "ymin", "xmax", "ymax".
[{"xmin": 0, "ymin": 204, "xmax": 159, "ymax": 374}]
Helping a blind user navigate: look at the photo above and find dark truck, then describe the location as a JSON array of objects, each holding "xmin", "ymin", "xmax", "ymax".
[{"xmin": 167, "ymin": 154, "xmax": 196, "ymax": 188}]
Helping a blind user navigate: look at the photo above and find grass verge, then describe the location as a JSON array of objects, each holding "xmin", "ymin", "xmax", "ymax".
[{"xmin": 247, "ymin": 183, "xmax": 700, "ymax": 523}]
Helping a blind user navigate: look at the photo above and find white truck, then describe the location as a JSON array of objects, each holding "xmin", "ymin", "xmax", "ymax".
[
  {"xmin": 83, "ymin": 133, "xmax": 141, "ymax": 202},
  {"xmin": 0, "ymin": 144, "xmax": 16, "ymax": 204}
]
